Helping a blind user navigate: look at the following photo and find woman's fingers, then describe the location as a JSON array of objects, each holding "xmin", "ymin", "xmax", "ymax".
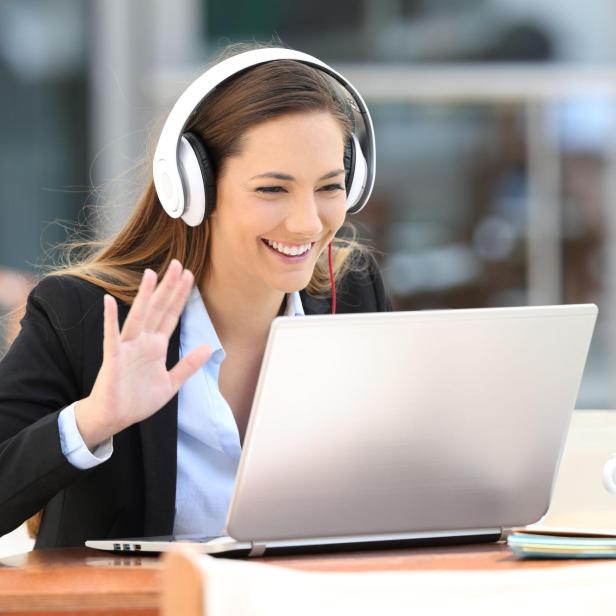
[
  {"xmin": 119, "ymin": 258, "xmax": 193, "ymax": 345},
  {"xmin": 143, "ymin": 260, "xmax": 183, "ymax": 333},
  {"xmin": 168, "ymin": 344, "xmax": 213, "ymax": 393},
  {"xmin": 157, "ymin": 268, "xmax": 195, "ymax": 339},
  {"xmin": 103, "ymin": 294, "xmax": 121, "ymax": 359},
  {"xmin": 120, "ymin": 268, "xmax": 157, "ymax": 341}
]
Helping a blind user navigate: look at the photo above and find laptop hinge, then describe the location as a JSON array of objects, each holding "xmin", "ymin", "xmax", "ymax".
[{"xmin": 249, "ymin": 542, "xmax": 267, "ymax": 557}]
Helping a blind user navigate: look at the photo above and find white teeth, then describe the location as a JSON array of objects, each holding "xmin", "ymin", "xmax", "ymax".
[{"xmin": 266, "ymin": 239, "xmax": 311, "ymax": 256}]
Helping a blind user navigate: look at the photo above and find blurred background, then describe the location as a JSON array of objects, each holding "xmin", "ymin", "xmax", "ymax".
[{"xmin": 1, "ymin": 0, "xmax": 616, "ymax": 409}]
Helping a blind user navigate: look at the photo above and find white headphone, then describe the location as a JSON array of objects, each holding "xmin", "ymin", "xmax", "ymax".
[{"xmin": 153, "ymin": 47, "xmax": 376, "ymax": 227}]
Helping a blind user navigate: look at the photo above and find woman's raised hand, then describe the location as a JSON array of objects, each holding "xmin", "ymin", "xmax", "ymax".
[{"xmin": 74, "ymin": 260, "xmax": 213, "ymax": 450}]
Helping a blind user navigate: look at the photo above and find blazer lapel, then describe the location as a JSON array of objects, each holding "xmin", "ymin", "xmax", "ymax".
[{"xmin": 116, "ymin": 298, "xmax": 181, "ymax": 537}]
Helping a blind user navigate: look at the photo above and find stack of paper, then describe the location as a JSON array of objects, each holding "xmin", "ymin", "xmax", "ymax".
[{"xmin": 508, "ymin": 526, "xmax": 616, "ymax": 558}]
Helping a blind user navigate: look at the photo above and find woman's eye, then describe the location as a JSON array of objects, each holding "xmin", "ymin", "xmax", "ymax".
[
  {"xmin": 256, "ymin": 186, "xmax": 286, "ymax": 194},
  {"xmin": 321, "ymin": 184, "xmax": 344, "ymax": 192}
]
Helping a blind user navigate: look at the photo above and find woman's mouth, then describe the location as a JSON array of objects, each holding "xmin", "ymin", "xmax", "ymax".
[{"xmin": 261, "ymin": 238, "xmax": 315, "ymax": 262}]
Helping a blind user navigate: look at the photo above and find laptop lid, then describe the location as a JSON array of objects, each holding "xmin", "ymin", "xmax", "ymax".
[{"xmin": 226, "ymin": 304, "xmax": 597, "ymax": 543}]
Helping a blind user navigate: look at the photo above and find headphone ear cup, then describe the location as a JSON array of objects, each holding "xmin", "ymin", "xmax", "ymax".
[
  {"xmin": 345, "ymin": 133, "xmax": 368, "ymax": 212},
  {"xmin": 177, "ymin": 136, "xmax": 205, "ymax": 226},
  {"xmin": 181, "ymin": 132, "xmax": 217, "ymax": 225},
  {"xmin": 343, "ymin": 137, "xmax": 355, "ymax": 196}
]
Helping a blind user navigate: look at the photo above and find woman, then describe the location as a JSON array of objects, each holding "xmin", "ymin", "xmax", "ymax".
[{"xmin": 0, "ymin": 42, "xmax": 391, "ymax": 548}]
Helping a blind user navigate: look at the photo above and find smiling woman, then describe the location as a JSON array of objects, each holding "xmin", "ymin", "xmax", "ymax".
[{"xmin": 0, "ymin": 40, "xmax": 392, "ymax": 548}]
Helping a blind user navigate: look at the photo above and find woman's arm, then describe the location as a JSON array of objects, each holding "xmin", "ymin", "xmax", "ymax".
[
  {"xmin": 0, "ymin": 263, "xmax": 213, "ymax": 537},
  {"xmin": 0, "ymin": 276, "xmax": 86, "ymax": 536}
]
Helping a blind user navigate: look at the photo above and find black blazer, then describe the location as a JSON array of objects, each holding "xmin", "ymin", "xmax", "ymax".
[{"xmin": 0, "ymin": 260, "xmax": 392, "ymax": 547}]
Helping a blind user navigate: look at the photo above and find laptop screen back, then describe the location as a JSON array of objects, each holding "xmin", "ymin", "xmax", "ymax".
[{"xmin": 227, "ymin": 305, "xmax": 597, "ymax": 542}]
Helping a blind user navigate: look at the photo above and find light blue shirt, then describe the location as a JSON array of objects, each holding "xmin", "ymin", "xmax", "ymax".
[{"xmin": 57, "ymin": 287, "xmax": 304, "ymax": 536}]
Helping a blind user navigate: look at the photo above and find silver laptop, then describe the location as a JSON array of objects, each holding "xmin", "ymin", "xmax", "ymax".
[{"xmin": 86, "ymin": 304, "xmax": 597, "ymax": 557}]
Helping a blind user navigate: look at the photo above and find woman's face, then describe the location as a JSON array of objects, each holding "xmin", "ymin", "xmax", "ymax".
[{"xmin": 208, "ymin": 111, "xmax": 348, "ymax": 294}]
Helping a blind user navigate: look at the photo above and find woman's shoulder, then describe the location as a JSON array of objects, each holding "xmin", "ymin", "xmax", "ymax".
[
  {"xmin": 301, "ymin": 250, "xmax": 391, "ymax": 314},
  {"xmin": 33, "ymin": 273, "xmax": 106, "ymax": 298},
  {"xmin": 31, "ymin": 274, "xmax": 107, "ymax": 308},
  {"xmin": 336, "ymin": 251, "xmax": 391, "ymax": 313},
  {"xmin": 344, "ymin": 250, "xmax": 383, "ymax": 283},
  {"xmin": 26, "ymin": 274, "xmax": 108, "ymax": 330}
]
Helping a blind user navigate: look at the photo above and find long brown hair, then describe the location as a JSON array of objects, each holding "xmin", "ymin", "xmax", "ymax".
[{"xmin": 46, "ymin": 40, "xmax": 373, "ymax": 303}]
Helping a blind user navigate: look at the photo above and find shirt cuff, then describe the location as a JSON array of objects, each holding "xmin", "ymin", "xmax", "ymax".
[{"xmin": 57, "ymin": 402, "xmax": 113, "ymax": 469}]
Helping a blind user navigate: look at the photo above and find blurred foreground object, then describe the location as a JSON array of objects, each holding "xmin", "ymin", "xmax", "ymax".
[{"xmin": 161, "ymin": 543, "xmax": 616, "ymax": 616}]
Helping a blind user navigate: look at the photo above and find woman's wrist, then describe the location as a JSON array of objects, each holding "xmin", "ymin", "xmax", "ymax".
[{"xmin": 74, "ymin": 397, "xmax": 117, "ymax": 452}]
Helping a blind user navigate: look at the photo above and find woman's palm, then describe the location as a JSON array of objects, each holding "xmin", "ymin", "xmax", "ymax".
[
  {"xmin": 83, "ymin": 261, "xmax": 212, "ymax": 441},
  {"xmin": 100, "ymin": 331, "xmax": 177, "ymax": 426}
]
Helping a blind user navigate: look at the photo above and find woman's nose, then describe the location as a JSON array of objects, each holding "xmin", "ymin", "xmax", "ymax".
[{"xmin": 285, "ymin": 194, "xmax": 324, "ymax": 237}]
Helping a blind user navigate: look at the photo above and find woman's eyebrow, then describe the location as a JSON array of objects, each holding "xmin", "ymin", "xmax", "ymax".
[{"xmin": 250, "ymin": 169, "xmax": 345, "ymax": 182}]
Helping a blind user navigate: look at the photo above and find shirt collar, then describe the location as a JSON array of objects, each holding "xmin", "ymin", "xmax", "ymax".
[
  {"xmin": 284, "ymin": 290, "xmax": 305, "ymax": 317},
  {"xmin": 181, "ymin": 288, "xmax": 304, "ymax": 360},
  {"xmin": 182, "ymin": 286, "xmax": 225, "ymax": 365}
]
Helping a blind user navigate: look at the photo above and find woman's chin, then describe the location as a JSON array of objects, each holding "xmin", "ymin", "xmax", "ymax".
[{"xmin": 266, "ymin": 271, "xmax": 313, "ymax": 294}]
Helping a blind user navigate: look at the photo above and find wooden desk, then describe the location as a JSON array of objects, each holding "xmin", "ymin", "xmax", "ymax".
[{"xmin": 0, "ymin": 543, "xmax": 596, "ymax": 615}]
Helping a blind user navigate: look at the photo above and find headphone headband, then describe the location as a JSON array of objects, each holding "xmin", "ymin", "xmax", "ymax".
[{"xmin": 154, "ymin": 47, "xmax": 376, "ymax": 221}]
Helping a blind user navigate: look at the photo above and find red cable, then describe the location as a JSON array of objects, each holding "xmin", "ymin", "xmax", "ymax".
[{"xmin": 328, "ymin": 241, "xmax": 336, "ymax": 315}]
